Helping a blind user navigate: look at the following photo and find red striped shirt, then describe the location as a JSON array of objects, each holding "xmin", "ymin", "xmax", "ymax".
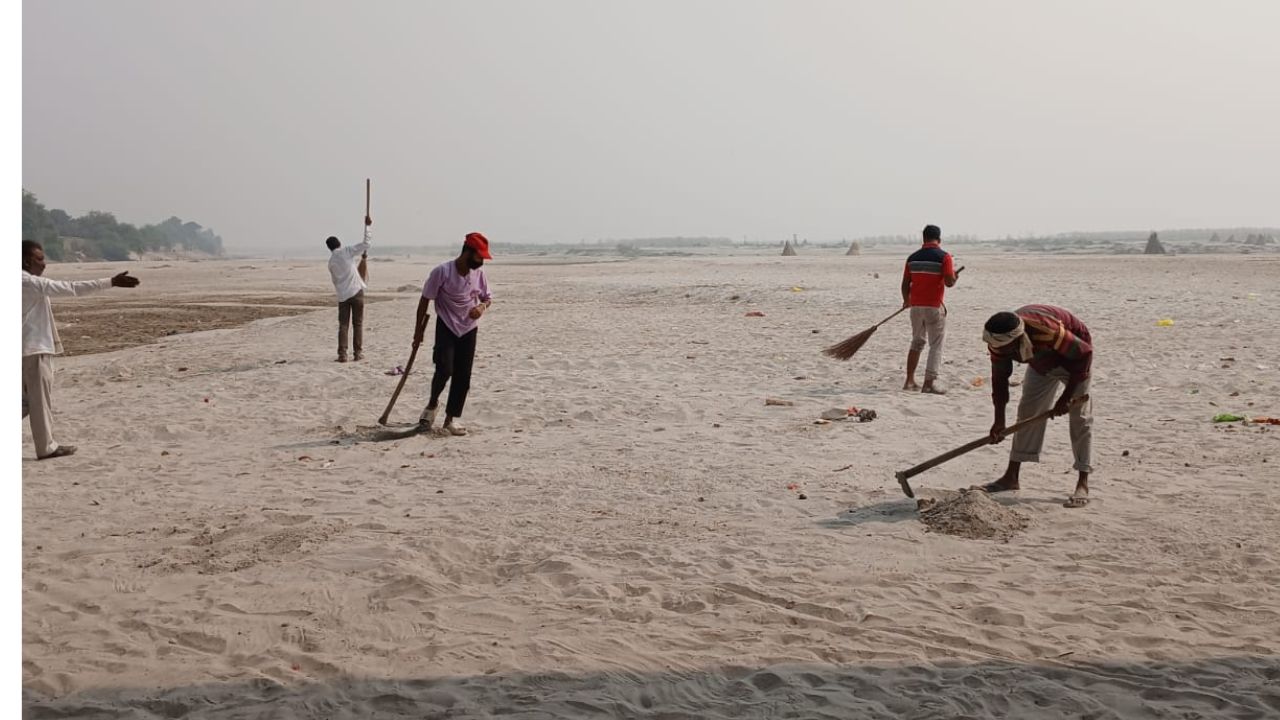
[{"xmin": 991, "ymin": 305, "xmax": 1093, "ymax": 382}]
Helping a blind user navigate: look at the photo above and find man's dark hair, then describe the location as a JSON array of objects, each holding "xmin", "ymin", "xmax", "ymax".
[
  {"xmin": 985, "ymin": 311, "xmax": 1020, "ymax": 334},
  {"xmin": 923, "ymin": 225, "xmax": 941, "ymax": 241},
  {"xmin": 23, "ymin": 239, "xmax": 42, "ymax": 260},
  {"xmin": 325, "ymin": 236, "xmax": 340, "ymax": 251}
]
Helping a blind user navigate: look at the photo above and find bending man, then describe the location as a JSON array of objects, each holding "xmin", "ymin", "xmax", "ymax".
[{"xmin": 982, "ymin": 305, "xmax": 1094, "ymax": 508}]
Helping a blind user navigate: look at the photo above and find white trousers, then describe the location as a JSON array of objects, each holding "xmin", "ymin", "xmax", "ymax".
[{"xmin": 22, "ymin": 354, "xmax": 58, "ymax": 458}]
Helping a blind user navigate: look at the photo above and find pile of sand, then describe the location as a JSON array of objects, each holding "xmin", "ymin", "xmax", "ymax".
[{"xmin": 917, "ymin": 488, "xmax": 1028, "ymax": 541}]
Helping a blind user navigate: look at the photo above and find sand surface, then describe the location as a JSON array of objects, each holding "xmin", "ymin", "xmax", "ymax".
[{"xmin": 22, "ymin": 252, "xmax": 1280, "ymax": 718}]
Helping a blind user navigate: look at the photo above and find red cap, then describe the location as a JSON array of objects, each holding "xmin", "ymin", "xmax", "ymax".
[{"xmin": 465, "ymin": 232, "xmax": 492, "ymax": 260}]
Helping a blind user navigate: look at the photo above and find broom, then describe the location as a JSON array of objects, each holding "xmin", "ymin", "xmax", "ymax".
[{"xmin": 822, "ymin": 306, "xmax": 908, "ymax": 360}]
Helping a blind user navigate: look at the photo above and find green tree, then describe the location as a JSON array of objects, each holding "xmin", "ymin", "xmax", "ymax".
[
  {"xmin": 22, "ymin": 191, "xmax": 226, "ymax": 261},
  {"xmin": 22, "ymin": 190, "xmax": 63, "ymax": 260}
]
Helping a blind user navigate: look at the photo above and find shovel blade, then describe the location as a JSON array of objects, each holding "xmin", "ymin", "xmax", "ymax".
[{"xmin": 895, "ymin": 471, "xmax": 915, "ymax": 498}]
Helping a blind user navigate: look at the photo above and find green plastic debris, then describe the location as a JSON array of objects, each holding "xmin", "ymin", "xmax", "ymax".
[{"xmin": 1213, "ymin": 413, "xmax": 1246, "ymax": 423}]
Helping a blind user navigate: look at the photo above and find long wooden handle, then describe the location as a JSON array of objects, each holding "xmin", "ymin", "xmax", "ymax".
[
  {"xmin": 898, "ymin": 393, "xmax": 1090, "ymax": 482},
  {"xmin": 359, "ymin": 179, "xmax": 370, "ymax": 281},
  {"xmin": 378, "ymin": 341, "xmax": 420, "ymax": 426},
  {"xmin": 876, "ymin": 306, "xmax": 908, "ymax": 328}
]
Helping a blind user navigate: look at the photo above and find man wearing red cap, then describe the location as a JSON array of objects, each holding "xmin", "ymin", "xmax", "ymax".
[{"xmin": 413, "ymin": 232, "xmax": 493, "ymax": 436}]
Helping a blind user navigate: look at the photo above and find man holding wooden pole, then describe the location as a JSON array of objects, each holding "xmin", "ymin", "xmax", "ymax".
[
  {"xmin": 326, "ymin": 213, "xmax": 372, "ymax": 362},
  {"xmin": 981, "ymin": 305, "xmax": 1094, "ymax": 508}
]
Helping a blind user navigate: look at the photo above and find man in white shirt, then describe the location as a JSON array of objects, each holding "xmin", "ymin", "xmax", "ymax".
[
  {"xmin": 326, "ymin": 214, "xmax": 372, "ymax": 362},
  {"xmin": 21, "ymin": 240, "xmax": 141, "ymax": 460}
]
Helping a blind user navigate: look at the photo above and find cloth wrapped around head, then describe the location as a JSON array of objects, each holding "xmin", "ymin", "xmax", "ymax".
[{"xmin": 983, "ymin": 314, "xmax": 1034, "ymax": 362}]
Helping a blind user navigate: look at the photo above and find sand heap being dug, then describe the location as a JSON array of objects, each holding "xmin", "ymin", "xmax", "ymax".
[{"xmin": 917, "ymin": 488, "xmax": 1028, "ymax": 541}]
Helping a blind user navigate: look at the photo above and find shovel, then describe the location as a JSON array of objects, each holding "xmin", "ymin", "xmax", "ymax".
[{"xmin": 895, "ymin": 394, "xmax": 1090, "ymax": 498}]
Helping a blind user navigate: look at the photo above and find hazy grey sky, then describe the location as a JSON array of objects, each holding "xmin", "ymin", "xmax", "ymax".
[{"xmin": 22, "ymin": 1, "xmax": 1280, "ymax": 252}]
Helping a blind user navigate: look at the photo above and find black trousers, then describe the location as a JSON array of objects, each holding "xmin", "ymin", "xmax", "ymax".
[{"xmin": 429, "ymin": 319, "xmax": 478, "ymax": 418}]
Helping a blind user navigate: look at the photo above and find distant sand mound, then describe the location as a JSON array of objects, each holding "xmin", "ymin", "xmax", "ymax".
[
  {"xmin": 781, "ymin": 240, "xmax": 797, "ymax": 256},
  {"xmin": 1144, "ymin": 232, "xmax": 1167, "ymax": 255},
  {"xmin": 845, "ymin": 241, "xmax": 861, "ymax": 256},
  {"xmin": 918, "ymin": 488, "xmax": 1028, "ymax": 541}
]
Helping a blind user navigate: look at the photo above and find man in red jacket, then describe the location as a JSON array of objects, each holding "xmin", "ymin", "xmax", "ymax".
[
  {"xmin": 981, "ymin": 305, "xmax": 1094, "ymax": 508},
  {"xmin": 900, "ymin": 224, "xmax": 958, "ymax": 394}
]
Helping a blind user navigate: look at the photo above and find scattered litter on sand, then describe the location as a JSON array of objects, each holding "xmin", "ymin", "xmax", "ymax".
[
  {"xmin": 817, "ymin": 407, "xmax": 877, "ymax": 422},
  {"xmin": 917, "ymin": 488, "xmax": 1028, "ymax": 541},
  {"xmin": 765, "ymin": 397, "xmax": 794, "ymax": 407}
]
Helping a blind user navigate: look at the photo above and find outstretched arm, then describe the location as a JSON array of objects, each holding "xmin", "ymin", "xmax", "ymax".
[
  {"xmin": 350, "ymin": 217, "xmax": 373, "ymax": 261},
  {"xmin": 24, "ymin": 271, "xmax": 138, "ymax": 297}
]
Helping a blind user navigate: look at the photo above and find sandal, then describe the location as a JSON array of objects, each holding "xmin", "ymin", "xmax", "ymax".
[{"xmin": 37, "ymin": 445, "xmax": 77, "ymax": 460}]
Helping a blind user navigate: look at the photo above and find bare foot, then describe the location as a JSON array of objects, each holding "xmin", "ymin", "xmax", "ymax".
[
  {"xmin": 418, "ymin": 405, "xmax": 439, "ymax": 430},
  {"xmin": 978, "ymin": 478, "xmax": 1019, "ymax": 493},
  {"xmin": 444, "ymin": 420, "xmax": 468, "ymax": 436},
  {"xmin": 903, "ymin": 381, "xmax": 920, "ymax": 391},
  {"xmin": 921, "ymin": 384, "xmax": 947, "ymax": 395}
]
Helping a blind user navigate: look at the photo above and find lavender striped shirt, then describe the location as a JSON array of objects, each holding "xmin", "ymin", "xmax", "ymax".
[{"xmin": 422, "ymin": 260, "xmax": 492, "ymax": 337}]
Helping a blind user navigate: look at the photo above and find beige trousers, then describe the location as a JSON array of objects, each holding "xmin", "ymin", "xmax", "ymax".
[
  {"xmin": 909, "ymin": 306, "xmax": 946, "ymax": 382},
  {"xmin": 22, "ymin": 354, "xmax": 58, "ymax": 458},
  {"xmin": 1010, "ymin": 366, "xmax": 1093, "ymax": 473}
]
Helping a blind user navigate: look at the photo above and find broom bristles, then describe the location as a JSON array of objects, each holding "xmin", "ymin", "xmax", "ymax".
[{"xmin": 822, "ymin": 326, "xmax": 877, "ymax": 360}]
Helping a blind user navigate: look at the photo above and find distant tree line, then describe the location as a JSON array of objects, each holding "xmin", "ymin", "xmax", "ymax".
[{"xmin": 22, "ymin": 190, "xmax": 224, "ymax": 261}]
